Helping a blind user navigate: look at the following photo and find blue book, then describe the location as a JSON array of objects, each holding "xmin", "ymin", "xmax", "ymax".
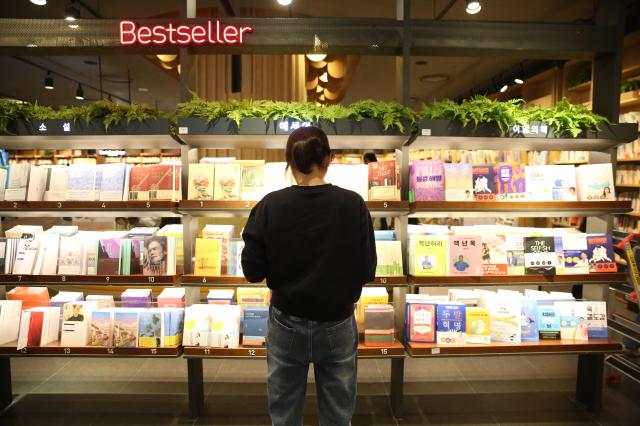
[
  {"xmin": 374, "ymin": 231, "xmax": 396, "ymax": 241},
  {"xmin": 138, "ymin": 310, "xmax": 162, "ymax": 348},
  {"xmin": 436, "ymin": 303, "xmax": 466, "ymax": 344},
  {"xmin": 67, "ymin": 164, "xmax": 97, "ymax": 201},
  {"xmin": 586, "ymin": 301, "xmax": 608, "ymax": 339},
  {"xmin": 242, "ymin": 306, "xmax": 268, "ymax": 347},
  {"xmin": 163, "ymin": 308, "xmax": 184, "ymax": 347},
  {"xmin": 521, "ymin": 299, "xmax": 539, "ymax": 341},
  {"xmin": 99, "ymin": 163, "xmax": 128, "ymax": 201},
  {"xmin": 537, "ymin": 306, "xmax": 560, "ymax": 340}
]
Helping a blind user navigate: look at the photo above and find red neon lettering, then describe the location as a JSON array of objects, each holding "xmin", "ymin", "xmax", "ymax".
[
  {"xmin": 223, "ymin": 25, "xmax": 238, "ymax": 44},
  {"xmin": 176, "ymin": 25, "xmax": 191, "ymax": 44},
  {"xmin": 152, "ymin": 25, "xmax": 167, "ymax": 44},
  {"xmin": 239, "ymin": 26, "xmax": 252, "ymax": 43},
  {"xmin": 137, "ymin": 26, "xmax": 152, "ymax": 44},
  {"xmin": 120, "ymin": 20, "xmax": 136, "ymax": 45},
  {"xmin": 216, "ymin": 21, "xmax": 223, "ymax": 43},
  {"xmin": 167, "ymin": 23, "xmax": 177, "ymax": 44},
  {"xmin": 191, "ymin": 25, "xmax": 206, "ymax": 44}
]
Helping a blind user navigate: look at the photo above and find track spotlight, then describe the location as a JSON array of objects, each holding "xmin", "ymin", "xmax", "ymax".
[
  {"xmin": 465, "ymin": 0, "xmax": 481, "ymax": 14},
  {"xmin": 65, "ymin": 2, "xmax": 80, "ymax": 21},
  {"xmin": 44, "ymin": 72, "xmax": 54, "ymax": 90},
  {"xmin": 500, "ymin": 84, "xmax": 508, "ymax": 93},
  {"xmin": 276, "ymin": 0, "xmax": 293, "ymax": 5},
  {"xmin": 514, "ymin": 78, "xmax": 524, "ymax": 84},
  {"xmin": 75, "ymin": 83, "xmax": 84, "ymax": 100},
  {"xmin": 30, "ymin": 0, "xmax": 47, "ymax": 5}
]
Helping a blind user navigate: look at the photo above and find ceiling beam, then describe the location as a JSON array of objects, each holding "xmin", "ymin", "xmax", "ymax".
[
  {"xmin": 0, "ymin": 18, "xmax": 617, "ymax": 59},
  {"xmin": 435, "ymin": 0, "xmax": 457, "ymax": 20}
]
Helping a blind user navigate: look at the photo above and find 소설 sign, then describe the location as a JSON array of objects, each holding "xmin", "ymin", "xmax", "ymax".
[{"xmin": 119, "ymin": 20, "xmax": 253, "ymax": 46}]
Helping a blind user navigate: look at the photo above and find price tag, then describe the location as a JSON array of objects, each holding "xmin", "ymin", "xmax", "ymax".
[
  {"xmin": 380, "ymin": 348, "xmax": 388, "ymax": 355},
  {"xmin": 431, "ymin": 348, "xmax": 440, "ymax": 355},
  {"xmin": 248, "ymin": 349, "xmax": 256, "ymax": 356},
  {"xmin": 63, "ymin": 347, "xmax": 71, "ymax": 355}
]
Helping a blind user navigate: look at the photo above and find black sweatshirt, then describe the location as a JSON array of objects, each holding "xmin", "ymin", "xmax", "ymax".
[{"xmin": 241, "ymin": 184, "xmax": 377, "ymax": 321}]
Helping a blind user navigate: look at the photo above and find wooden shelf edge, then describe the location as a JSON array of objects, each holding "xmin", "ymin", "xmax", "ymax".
[
  {"xmin": 0, "ymin": 201, "xmax": 178, "ymax": 211},
  {"xmin": 0, "ymin": 344, "xmax": 182, "ymax": 357},
  {"xmin": 410, "ymin": 201, "xmax": 631, "ymax": 210},
  {"xmin": 408, "ymin": 273, "xmax": 626, "ymax": 286},
  {"xmin": 0, "ymin": 274, "xmax": 177, "ymax": 285}
]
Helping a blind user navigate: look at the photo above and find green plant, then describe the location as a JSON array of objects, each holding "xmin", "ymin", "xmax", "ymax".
[
  {"xmin": 568, "ymin": 67, "xmax": 591, "ymax": 88},
  {"xmin": 621, "ymin": 79, "xmax": 640, "ymax": 93},
  {"xmin": 0, "ymin": 99, "xmax": 25, "ymax": 134},
  {"xmin": 525, "ymin": 98, "xmax": 608, "ymax": 137},
  {"xmin": 347, "ymin": 100, "xmax": 416, "ymax": 132}
]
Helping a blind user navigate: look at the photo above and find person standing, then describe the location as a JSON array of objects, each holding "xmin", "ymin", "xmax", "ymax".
[{"xmin": 242, "ymin": 126, "xmax": 377, "ymax": 426}]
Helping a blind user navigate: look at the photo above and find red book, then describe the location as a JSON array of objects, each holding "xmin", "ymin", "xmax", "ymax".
[
  {"xmin": 406, "ymin": 303, "xmax": 436, "ymax": 343},
  {"xmin": 149, "ymin": 165, "xmax": 175, "ymax": 201},
  {"xmin": 27, "ymin": 310, "xmax": 44, "ymax": 347},
  {"xmin": 368, "ymin": 161, "xmax": 400, "ymax": 201},
  {"xmin": 129, "ymin": 166, "xmax": 151, "ymax": 201}
]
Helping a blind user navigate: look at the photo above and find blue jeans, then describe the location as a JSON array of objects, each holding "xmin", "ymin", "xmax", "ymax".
[{"xmin": 266, "ymin": 305, "xmax": 358, "ymax": 426}]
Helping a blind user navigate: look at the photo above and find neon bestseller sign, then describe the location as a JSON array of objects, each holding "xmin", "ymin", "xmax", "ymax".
[{"xmin": 119, "ymin": 20, "xmax": 253, "ymax": 46}]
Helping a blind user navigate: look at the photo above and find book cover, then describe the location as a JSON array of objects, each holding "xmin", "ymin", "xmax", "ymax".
[
  {"xmin": 554, "ymin": 236, "xmax": 566, "ymax": 275},
  {"xmin": 472, "ymin": 165, "xmax": 495, "ymax": 201},
  {"xmin": 90, "ymin": 311, "xmax": 113, "ymax": 347},
  {"xmin": 44, "ymin": 165, "xmax": 68, "ymax": 201},
  {"xmin": 214, "ymin": 163, "xmax": 241, "ymax": 201},
  {"xmin": 505, "ymin": 234, "xmax": 525, "ymax": 275},
  {"xmin": 240, "ymin": 162, "xmax": 265, "ymax": 201},
  {"xmin": 60, "ymin": 301, "xmax": 96, "ymax": 346},
  {"xmin": 97, "ymin": 239, "xmax": 122, "ymax": 276},
  {"xmin": 409, "ymin": 160, "xmax": 445, "ymax": 201},
  {"xmin": 587, "ymin": 234, "xmax": 617, "ymax": 273},
  {"xmin": 436, "ymin": 303, "xmax": 466, "ymax": 345},
  {"xmin": 562, "ymin": 234, "xmax": 590, "ymax": 274},
  {"xmin": 128, "ymin": 166, "xmax": 151, "ymax": 201},
  {"xmin": 263, "ymin": 162, "xmax": 292, "ymax": 195},
  {"xmin": 356, "ymin": 287, "xmax": 388, "ymax": 330},
  {"xmin": 242, "ymin": 306, "xmax": 269, "ymax": 347},
  {"xmin": 585, "ymin": 301, "xmax": 608, "ymax": 339},
  {"xmin": 551, "ymin": 165, "xmax": 578, "ymax": 201},
  {"xmin": 194, "ymin": 238, "xmax": 222, "ymax": 276},
  {"xmin": 149, "ymin": 165, "xmax": 176, "ymax": 201},
  {"xmin": 66, "ymin": 164, "xmax": 97, "ymax": 201},
  {"xmin": 524, "ymin": 236, "xmax": 556, "ymax": 275},
  {"xmin": 4, "ymin": 163, "xmax": 30, "ymax": 201},
  {"xmin": 487, "ymin": 296, "xmax": 521, "ymax": 343},
  {"xmin": 0, "ymin": 300, "xmax": 23, "ymax": 345},
  {"xmin": 114, "ymin": 311, "xmax": 139, "ymax": 348},
  {"xmin": 12, "ymin": 236, "xmax": 39, "ymax": 275},
  {"xmin": 141, "ymin": 236, "xmax": 168, "ymax": 276},
  {"xmin": 481, "ymin": 234, "xmax": 507, "ymax": 275},
  {"xmin": 27, "ymin": 310, "xmax": 44, "ymax": 347},
  {"xmin": 524, "ymin": 165, "xmax": 554, "ymax": 201},
  {"xmin": 326, "ymin": 164, "xmax": 369, "ymax": 201},
  {"xmin": 188, "ymin": 164, "xmax": 215, "ymax": 201},
  {"xmin": 576, "ymin": 163, "xmax": 615, "ymax": 201},
  {"xmin": 138, "ymin": 310, "xmax": 162, "ymax": 348},
  {"xmin": 495, "ymin": 163, "xmax": 526, "ymax": 201},
  {"xmin": 182, "ymin": 305, "xmax": 210, "ymax": 347},
  {"xmin": 162, "ymin": 308, "xmax": 185, "ymax": 347},
  {"xmin": 444, "ymin": 163, "xmax": 473, "ymax": 201},
  {"xmin": 448, "ymin": 236, "xmax": 482, "ymax": 276},
  {"xmin": 26, "ymin": 165, "xmax": 47, "ymax": 201},
  {"xmin": 537, "ymin": 306, "xmax": 561, "ymax": 339},
  {"xmin": 99, "ymin": 163, "xmax": 128, "ymax": 201},
  {"xmin": 406, "ymin": 303, "xmax": 436, "ymax": 343},
  {"xmin": 555, "ymin": 301, "xmax": 589, "ymax": 341},
  {"xmin": 410, "ymin": 235, "xmax": 448, "ymax": 276},
  {"xmin": 209, "ymin": 304, "xmax": 240, "ymax": 349},
  {"xmin": 207, "ymin": 289, "xmax": 235, "ymax": 305},
  {"xmin": 368, "ymin": 160, "xmax": 401, "ymax": 201},
  {"xmin": 364, "ymin": 304, "xmax": 394, "ymax": 347},
  {"xmin": 521, "ymin": 299, "xmax": 539, "ymax": 342},
  {"xmin": 466, "ymin": 307, "xmax": 490, "ymax": 344}
]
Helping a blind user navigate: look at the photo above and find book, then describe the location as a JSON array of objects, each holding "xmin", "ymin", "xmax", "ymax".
[
  {"xmin": 551, "ymin": 165, "xmax": 578, "ymax": 201},
  {"xmin": 194, "ymin": 238, "xmax": 222, "ymax": 276},
  {"xmin": 524, "ymin": 236, "xmax": 556, "ymax": 275},
  {"xmin": 242, "ymin": 306, "xmax": 269, "ymax": 347},
  {"xmin": 26, "ymin": 165, "xmax": 48, "ymax": 201},
  {"xmin": 554, "ymin": 236, "xmax": 566, "ymax": 275},
  {"xmin": 33, "ymin": 233, "xmax": 60, "ymax": 275},
  {"xmin": 90, "ymin": 310, "xmax": 113, "ymax": 347},
  {"xmin": 368, "ymin": 160, "xmax": 401, "ymax": 201},
  {"xmin": 326, "ymin": 164, "xmax": 369, "ymax": 201},
  {"xmin": 157, "ymin": 224, "xmax": 184, "ymax": 275},
  {"xmin": 97, "ymin": 239, "xmax": 122, "ymax": 275},
  {"xmin": 7, "ymin": 286, "xmax": 50, "ymax": 310},
  {"xmin": 183, "ymin": 305, "xmax": 211, "ymax": 347},
  {"xmin": 207, "ymin": 289, "xmax": 235, "ymax": 305},
  {"xmin": 466, "ymin": 307, "xmax": 490, "ymax": 344},
  {"xmin": 409, "ymin": 235, "xmax": 448, "ymax": 276},
  {"xmin": 188, "ymin": 164, "xmax": 215, "ymax": 201},
  {"xmin": 209, "ymin": 304, "xmax": 240, "ymax": 348},
  {"xmin": 472, "ymin": 165, "xmax": 495, "ymax": 201},
  {"xmin": 524, "ymin": 165, "xmax": 554, "ymax": 201},
  {"xmin": 66, "ymin": 164, "xmax": 97, "ymax": 201},
  {"xmin": 158, "ymin": 288, "xmax": 185, "ymax": 308},
  {"xmin": 587, "ymin": 234, "xmax": 617, "ymax": 273},
  {"xmin": 99, "ymin": 163, "xmax": 128, "ymax": 201},
  {"xmin": 576, "ymin": 163, "xmax": 615, "ymax": 201},
  {"xmin": 505, "ymin": 234, "xmax": 525, "ymax": 275},
  {"xmin": 0, "ymin": 300, "xmax": 22, "ymax": 345},
  {"xmin": 520, "ymin": 299, "xmax": 539, "ymax": 342},
  {"xmin": 43, "ymin": 165, "xmax": 68, "ymax": 201},
  {"xmin": 149, "ymin": 165, "xmax": 179, "ymax": 201},
  {"xmin": 214, "ymin": 163, "xmax": 241, "ymax": 200},
  {"xmin": 364, "ymin": 304, "xmax": 394, "ymax": 347},
  {"xmin": 86, "ymin": 295, "xmax": 115, "ymax": 310},
  {"xmin": 238, "ymin": 160, "xmax": 265, "ymax": 201},
  {"xmin": 405, "ymin": 303, "xmax": 436, "ymax": 343},
  {"xmin": 555, "ymin": 301, "xmax": 589, "ymax": 341},
  {"xmin": 121, "ymin": 289, "xmax": 152, "ymax": 308},
  {"xmin": 562, "ymin": 234, "xmax": 590, "ymax": 274},
  {"xmin": 585, "ymin": 301, "xmax": 608, "ymax": 339},
  {"xmin": 114, "ymin": 310, "xmax": 139, "ymax": 348},
  {"xmin": 486, "ymin": 295, "xmax": 521, "ymax": 343},
  {"xmin": 0, "ymin": 166, "xmax": 6, "ymax": 201},
  {"xmin": 448, "ymin": 236, "xmax": 482, "ymax": 276},
  {"xmin": 436, "ymin": 303, "xmax": 466, "ymax": 345},
  {"xmin": 162, "ymin": 308, "xmax": 184, "ymax": 347},
  {"xmin": 537, "ymin": 306, "xmax": 561, "ymax": 339},
  {"xmin": 12, "ymin": 236, "xmax": 40, "ymax": 275},
  {"xmin": 4, "ymin": 163, "xmax": 30, "ymax": 201},
  {"xmin": 264, "ymin": 162, "xmax": 292, "ymax": 195},
  {"xmin": 138, "ymin": 310, "xmax": 163, "ymax": 348},
  {"xmin": 495, "ymin": 163, "xmax": 526, "ymax": 201},
  {"xmin": 60, "ymin": 301, "xmax": 97, "ymax": 346},
  {"xmin": 356, "ymin": 287, "xmax": 389, "ymax": 330},
  {"xmin": 141, "ymin": 236, "xmax": 169, "ymax": 276},
  {"xmin": 129, "ymin": 166, "xmax": 151, "ymax": 201},
  {"xmin": 444, "ymin": 163, "xmax": 473, "ymax": 201},
  {"xmin": 481, "ymin": 234, "xmax": 507, "ymax": 275},
  {"xmin": 409, "ymin": 160, "xmax": 445, "ymax": 201}
]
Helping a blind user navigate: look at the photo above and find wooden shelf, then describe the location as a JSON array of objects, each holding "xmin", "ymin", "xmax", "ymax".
[
  {"xmin": 368, "ymin": 276, "xmax": 408, "ymax": 286},
  {"xmin": 0, "ymin": 343, "xmax": 182, "ymax": 357},
  {"xmin": 620, "ymin": 90, "xmax": 640, "ymax": 108},
  {"xmin": 184, "ymin": 341, "xmax": 405, "ymax": 359},
  {"xmin": 0, "ymin": 274, "xmax": 177, "ymax": 286},
  {"xmin": 409, "ymin": 201, "xmax": 632, "ymax": 218},
  {"xmin": 409, "ymin": 273, "xmax": 626, "ymax": 287},
  {"xmin": 616, "ymin": 184, "xmax": 640, "ymax": 190},
  {"xmin": 406, "ymin": 339, "xmax": 623, "ymax": 357},
  {"xmin": 567, "ymin": 81, "xmax": 591, "ymax": 92},
  {"xmin": 180, "ymin": 275, "xmax": 407, "ymax": 287},
  {"xmin": 617, "ymin": 158, "xmax": 640, "ymax": 163},
  {"xmin": 0, "ymin": 200, "xmax": 178, "ymax": 218},
  {"xmin": 625, "ymin": 212, "xmax": 640, "ymax": 218}
]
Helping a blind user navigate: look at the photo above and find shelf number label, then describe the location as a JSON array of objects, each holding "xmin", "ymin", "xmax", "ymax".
[
  {"xmin": 57, "ymin": 202, "xmax": 63, "ymax": 208},
  {"xmin": 148, "ymin": 276, "xmax": 155, "ymax": 283},
  {"xmin": 202, "ymin": 277, "xmax": 207, "ymax": 283},
  {"xmin": 204, "ymin": 348, "xmax": 211, "ymax": 355},
  {"xmin": 245, "ymin": 202, "xmax": 251, "ymax": 208},
  {"xmin": 105, "ymin": 276, "xmax": 110, "ymax": 282},
  {"xmin": 431, "ymin": 348, "xmax": 440, "ymax": 355},
  {"xmin": 383, "ymin": 202, "xmax": 388, "ymax": 208},
  {"xmin": 12, "ymin": 202, "xmax": 18, "ymax": 209},
  {"xmin": 150, "ymin": 348, "xmax": 158, "ymax": 355},
  {"xmin": 380, "ymin": 348, "xmax": 388, "ymax": 355},
  {"xmin": 199, "ymin": 201, "xmax": 204, "ymax": 207},
  {"xmin": 379, "ymin": 277, "xmax": 387, "ymax": 284},
  {"xmin": 19, "ymin": 348, "xmax": 27, "ymax": 354},
  {"xmin": 17, "ymin": 275, "xmax": 22, "ymax": 282},
  {"xmin": 146, "ymin": 202, "xmax": 151, "ymax": 208},
  {"xmin": 107, "ymin": 348, "xmax": 115, "ymax": 354},
  {"xmin": 248, "ymin": 349, "xmax": 256, "ymax": 356},
  {"xmin": 63, "ymin": 347, "xmax": 71, "ymax": 355},
  {"xmin": 101, "ymin": 203, "xmax": 107, "ymax": 208},
  {"xmin": 60, "ymin": 275, "xmax": 66, "ymax": 282}
]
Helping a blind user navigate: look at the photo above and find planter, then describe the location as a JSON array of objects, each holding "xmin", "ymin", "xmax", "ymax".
[
  {"xmin": 238, "ymin": 118, "xmax": 268, "ymax": 134},
  {"xmin": 8, "ymin": 118, "xmax": 170, "ymax": 136},
  {"xmin": 271, "ymin": 119, "xmax": 317, "ymax": 135},
  {"xmin": 318, "ymin": 119, "xmax": 351, "ymax": 135},
  {"xmin": 177, "ymin": 117, "xmax": 237, "ymax": 135},
  {"xmin": 350, "ymin": 118, "xmax": 410, "ymax": 136},
  {"xmin": 105, "ymin": 118, "xmax": 169, "ymax": 135}
]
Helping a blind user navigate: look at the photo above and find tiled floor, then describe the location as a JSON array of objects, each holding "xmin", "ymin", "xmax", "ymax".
[{"xmin": 1, "ymin": 354, "xmax": 639, "ymax": 425}]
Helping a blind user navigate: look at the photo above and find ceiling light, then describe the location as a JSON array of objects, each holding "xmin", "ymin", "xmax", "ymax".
[
  {"xmin": 68, "ymin": 24, "xmax": 79, "ymax": 29},
  {"xmin": 276, "ymin": 0, "xmax": 293, "ymax": 5},
  {"xmin": 65, "ymin": 3, "xmax": 80, "ymax": 21},
  {"xmin": 318, "ymin": 94, "xmax": 325, "ymax": 101},
  {"xmin": 27, "ymin": 44, "xmax": 37, "ymax": 48},
  {"xmin": 514, "ymin": 78, "xmax": 524, "ymax": 84},
  {"xmin": 500, "ymin": 84, "xmax": 508, "ymax": 93},
  {"xmin": 465, "ymin": 0, "xmax": 481, "ymax": 14},
  {"xmin": 319, "ymin": 72, "xmax": 328, "ymax": 83},
  {"xmin": 44, "ymin": 72, "xmax": 54, "ymax": 90},
  {"xmin": 157, "ymin": 54, "xmax": 177, "ymax": 63},
  {"xmin": 419, "ymin": 74, "xmax": 449, "ymax": 83},
  {"xmin": 316, "ymin": 85, "xmax": 323, "ymax": 93},
  {"xmin": 306, "ymin": 53, "xmax": 327, "ymax": 62},
  {"xmin": 30, "ymin": 0, "xmax": 47, "ymax": 5},
  {"xmin": 75, "ymin": 83, "xmax": 84, "ymax": 100}
]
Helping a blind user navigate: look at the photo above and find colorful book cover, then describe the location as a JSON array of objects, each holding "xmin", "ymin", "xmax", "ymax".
[
  {"xmin": 406, "ymin": 303, "xmax": 436, "ymax": 343},
  {"xmin": 99, "ymin": 163, "xmax": 128, "ymax": 201},
  {"xmin": 524, "ymin": 236, "xmax": 556, "ymax": 275},
  {"xmin": 524, "ymin": 165, "xmax": 553, "ymax": 201},
  {"xmin": 90, "ymin": 311, "xmax": 113, "ymax": 347},
  {"xmin": 587, "ymin": 234, "xmax": 617, "ymax": 273},
  {"xmin": 141, "ymin": 236, "xmax": 168, "ymax": 276},
  {"xmin": 188, "ymin": 164, "xmax": 215, "ymax": 201},
  {"xmin": 138, "ymin": 310, "xmax": 162, "ymax": 348},
  {"xmin": 444, "ymin": 163, "xmax": 473, "ymax": 201},
  {"xmin": 521, "ymin": 299, "xmax": 539, "ymax": 341},
  {"xmin": 149, "ymin": 165, "xmax": 176, "ymax": 201},
  {"xmin": 128, "ymin": 166, "xmax": 151, "ymax": 201},
  {"xmin": 555, "ymin": 302, "xmax": 588, "ymax": 341},
  {"xmin": 114, "ymin": 311, "xmax": 139, "ymax": 348},
  {"xmin": 495, "ymin": 163, "xmax": 526, "ymax": 201},
  {"xmin": 240, "ymin": 163, "xmax": 265, "ymax": 201},
  {"xmin": 449, "ymin": 236, "xmax": 482, "ymax": 276},
  {"xmin": 585, "ymin": 301, "xmax": 608, "ymax": 339},
  {"xmin": 554, "ymin": 236, "xmax": 566, "ymax": 275},
  {"xmin": 488, "ymin": 296, "xmax": 521, "ymax": 343},
  {"xmin": 27, "ymin": 310, "xmax": 44, "ymax": 347},
  {"xmin": 364, "ymin": 304, "xmax": 395, "ymax": 347},
  {"xmin": 242, "ymin": 306, "xmax": 268, "ymax": 347},
  {"xmin": 214, "ymin": 163, "xmax": 241, "ymax": 201},
  {"xmin": 576, "ymin": 163, "xmax": 615, "ymax": 201},
  {"xmin": 472, "ymin": 165, "xmax": 495, "ymax": 201},
  {"xmin": 194, "ymin": 238, "xmax": 222, "ymax": 276},
  {"xmin": 466, "ymin": 307, "xmax": 490, "ymax": 344},
  {"xmin": 551, "ymin": 165, "xmax": 578, "ymax": 201},
  {"xmin": 436, "ymin": 303, "xmax": 466, "ymax": 345},
  {"xmin": 409, "ymin": 160, "xmax": 445, "ymax": 201},
  {"xmin": 481, "ymin": 234, "xmax": 507, "ymax": 275},
  {"xmin": 356, "ymin": 287, "xmax": 388, "ymax": 330},
  {"xmin": 97, "ymin": 239, "xmax": 122, "ymax": 276},
  {"xmin": 163, "ymin": 308, "xmax": 185, "ymax": 347},
  {"xmin": 410, "ymin": 235, "xmax": 448, "ymax": 276},
  {"xmin": 537, "ymin": 306, "xmax": 561, "ymax": 339},
  {"xmin": 57, "ymin": 236, "xmax": 83, "ymax": 275},
  {"xmin": 505, "ymin": 234, "xmax": 525, "ymax": 275},
  {"xmin": 562, "ymin": 234, "xmax": 590, "ymax": 274},
  {"xmin": 369, "ymin": 160, "xmax": 401, "ymax": 201}
]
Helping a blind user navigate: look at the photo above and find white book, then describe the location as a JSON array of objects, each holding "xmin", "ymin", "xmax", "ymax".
[
  {"xmin": 4, "ymin": 163, "xmax": 31, "ymax": 201},
  {"xmin": 550, "ymin": 165, "xmax": 578, "ymax": 201},
  {"xmin": 166, "ymin": 236, "xmax": 176, "ymax": 275},
  {"xmin": 264, "ymin": 162, "xmax": 292, "ymax": 195},
  {"xmin": 60, "ymin": 301, "xmax": 98, "ymax": 346},
  {"xmin": 99, "ymin": 163, "xmax": 129, "ymax": 201},
  {"xmin": 0, "ymin": 167, "xmax": 7, "ymax": 201},
  {"xmin": 26, "ymin": 165, "xmax": 48, "ymax": 201},
  {"xmin": 66, "ymin": 164, "xmax": 97, "ymax": 201},
  {"xmin": 86, "ymin": 295, "xmax": 115, "ymax": 310},
  {"xmin": 555, "ymin": 301, "xmax": 589, "ymax": 340},
  {"xmin": 5, "ymin": 225, "xmax": 43, "ymax": 239},
  {"xmin": 57, "ymin": 235, "xmax": 85, "ymax": 275},
  {"xmin": 45, "ymin": 226, "xmax": 78, "ymax": 236},
  {"xmin": 183, "ymin": 304, "xmax": 211, "ymax": 347},
  {"xmin": 209, "ymin": 304, "xmax": 241, "ymax": 348},
  {"xmin": 122, "ymin": 164, "xmax": 132, "ymax": 201},
  {"xmin": 326, "ymin": 164, "xmax": 369, "ymax": 201},
  {"xmin": 43, "ymin": 165, "xmax": 68, "ymax": 202},
  {"xmin": 486, "ymin": 294, "xmax": 522, "ymax": 343},
  {"xmin": 524, "ymin": 165, "xmax": 555, "ymax": 201},
  {"xmin": 16, "ymin": 310, "xmax": 31, "ymax": 350},
  {"xmin": 12, "ymin": 237, "xmax": 40, "ymax": 275},
  {"xmin": 33, "ymin": 233, "xmax": 60, "ymax": 275},
  {"xmin": 0, "ymin": 300, "xmax": 22, "ymax": 345},
  {"xmin": 576, "ymin": 163, "xmax": 615, "ymax": 201}
]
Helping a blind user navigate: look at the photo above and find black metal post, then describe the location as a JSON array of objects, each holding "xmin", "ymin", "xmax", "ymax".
[
  {"xmin": 575, "ymin": 353, "xmax": 604, "ymax": 413},
  {"xmin": 187, "ymin": 358, "xmax": 205, "ymax": 418},
  {"xmin": 390, "ymin": 357, "xmax": 404, "ymax": 418},
  {"xmin": 0, "ymin": 357, "xmax": 12, "ymax": 414}
]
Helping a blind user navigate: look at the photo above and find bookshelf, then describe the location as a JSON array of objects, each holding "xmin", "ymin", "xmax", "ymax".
[
  {"xmin": 408, "ymin": 273, "xmax": 627, "ymax": 287},
  {"xmin": 179, "ymin": 275, "xmax": 408, "ymax": 288},
  {"xmin": 0, "ymin": 344, "xmax": 182, "ymax": 357},
  {"xmin": 0, "ymin": 201, "xmax": 179, "ymax": 218},
  {"xmin": 0, "ymin": 274, "xmax": 178, "ymax": 286}
]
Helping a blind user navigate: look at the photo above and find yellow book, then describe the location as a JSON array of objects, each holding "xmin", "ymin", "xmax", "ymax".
[
  {"xmin": 188, "ymin": 164, "xmax": 215, "ymax": 201},
  {"xmin": 356, "ymin": 287, "xmax": 389, "ymax": 329},
  {"xmin": 213, "ymin": 163, "xmax": 241, "ymax": 200},
  {"xmin": 236, "ymin": 287, "xmax": 270, "ymax": 306},
  {"xmin": 466, "ymin": 307, "xmax": 491, "ymax": 344},
  {"xmin": 194, "ymin": 238, "xmax": 222, "ymax": 276},
  {"xmin": 411, "ymin": 235, "xmax": 448, "ymax": 276}
]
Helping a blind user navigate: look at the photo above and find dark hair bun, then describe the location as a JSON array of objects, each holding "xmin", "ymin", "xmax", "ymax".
[{"xmin": 285, "ymin": 126, "xmax": 331, "ymax": 174}]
